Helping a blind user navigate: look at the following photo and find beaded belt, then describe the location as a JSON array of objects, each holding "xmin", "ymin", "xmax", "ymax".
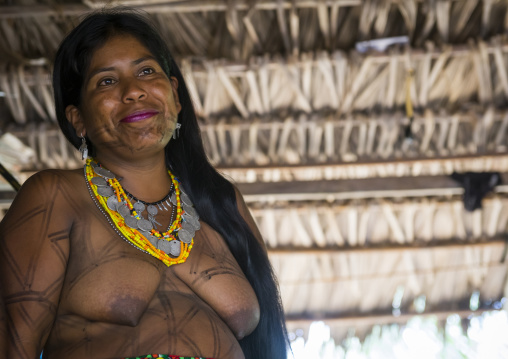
[{"xmin": 122, "ymin": 355, "xmax": 213, "ymax": 359}]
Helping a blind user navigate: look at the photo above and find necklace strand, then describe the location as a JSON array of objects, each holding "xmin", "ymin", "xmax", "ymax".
[
  {"xmin": 124, "ymin": 185, "xmax": 173, "ymax": 206},
  {"xmin": 84, "ymin": 158, "xmax": 199, "ymax": 266},
  {"xmin": 124, "ymin": 184, "xmax": 174, "ymax": 229}
]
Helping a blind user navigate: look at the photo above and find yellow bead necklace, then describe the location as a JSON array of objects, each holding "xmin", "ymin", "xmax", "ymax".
[{"xmin": 84, "ymin": 158, "xmax": 200, "ymax": 266}]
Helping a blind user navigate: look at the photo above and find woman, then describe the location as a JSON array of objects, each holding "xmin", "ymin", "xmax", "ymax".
[{"xmin": 0, "ymin": 9, "xmax": 288, "ymax": 359}]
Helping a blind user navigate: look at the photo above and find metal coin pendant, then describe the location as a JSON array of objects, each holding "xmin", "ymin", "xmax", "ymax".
[
  {"xmin": 138, "ymin": 218, "xmax": 153, "ymax": 232},
  {"xmin": 181, "ymin": 220, "xmax": 195, "ymax": 233},
  {"xmin": 107, "ymin": 196, "xmax": 120, "ymax": 211},
  {"xmin": 133, "ymin": 201, "xmax": 145, "ymax": 213},
  {"xmin": 148, "ymin": 235, "xmax": 159, "ymax": 248},
  {"xmin": 149, "ymin": 235, "xmax": 159, "ymax": 248},
  {"xmin": 168, "ymin": 240, "xmax": 181, "ymax": 256},
  {"xmin": 139, "ymin": 230, "xmax": 159, "ymax": 247},
  {"xmin": 117, "ymin": 203, "xmax": 131, "ymax": 218},
  {"xmin": 94, "ymin": 167, "xmax": 115, "ymax": 179},
  {"xmin": 180, "ymin": 191, "xmax": 192, "ymax": 206},
  {"xmin": 147, "ymin": 205, "xmax": 158, "ymax": 216},
  {"xmin": 182, "ymin": 213, "xmax": 200, "ymax": 230},
  {"xmin": 157, "ymin": 239, "xmax": 172, "ymax": 254},
  {"xmin": 178, "ymin": 229, "xmax": 193, "ymax": 244},
  {"xmin": 97, "ymin": 186, "xmax": 114, "ymax": 197},
  {"xmin": 183, "ymin": 203, "xmax": 197, "ymax": 217},
  {"xmin": 124, "ymin": 215, "xmax": 139, "ymax": 229},
  {"xmin": 91, "ymin": 177, "xmax": 108, "ymax": 187},
  {"xmin": 100, "ymin": 168, "xmax": 115, "ymax": 179}
]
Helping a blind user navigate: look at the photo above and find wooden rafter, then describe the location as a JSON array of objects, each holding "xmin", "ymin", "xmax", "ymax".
[
  {"xmin": 285, "ymin": 307, "xmax": 495, "ymax": 342},
  {"xmin": 0, "ymin": 0, "xmax": 493, "ymax": 17},
  {"xmin": 239, "ymin": 173, "xmax": 508, "ymax": 201},
  {"xmin": 286, "ymin": 306, "xmax": 493, "ymax": 326},
  {"xmin": 221, "ymin": 154, "xmax": 508, "ymax": 182},
  {"xmin": 268, "ymin": 238, "xmax": 508, "ymax": 255}
]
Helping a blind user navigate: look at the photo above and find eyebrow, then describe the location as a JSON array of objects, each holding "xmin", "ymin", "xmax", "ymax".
[
  {"xmin": 133, "ymin": 56, "xmax": 156, "ymax": 65},
  {"xmin": 86, "ymin": 56, "xmax": 158, "ymax": 82}
]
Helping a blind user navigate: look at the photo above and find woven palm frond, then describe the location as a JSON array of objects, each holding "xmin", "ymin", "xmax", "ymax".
[
  {"xmin": 3, "ymin": 38, "xmax": 508, "ymax": 123},
  {"xmin": 2, "ymin": 0, "xmax": 508, "ymax": 60}
]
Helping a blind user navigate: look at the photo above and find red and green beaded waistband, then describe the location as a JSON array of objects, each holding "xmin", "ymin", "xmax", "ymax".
[{"xmin": 122, "ymin": 355, "xmax": 213, "ymax": 359}]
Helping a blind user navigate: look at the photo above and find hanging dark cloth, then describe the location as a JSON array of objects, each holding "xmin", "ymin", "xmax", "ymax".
[{"xmin": 451, "ymin": 172, "xmax": 502, "ymax": 211}]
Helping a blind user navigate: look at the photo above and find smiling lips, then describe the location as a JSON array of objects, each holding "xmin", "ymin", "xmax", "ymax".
[{"xmin": 121, "ymin": 110, "xmax": 159, "ymax": 123}]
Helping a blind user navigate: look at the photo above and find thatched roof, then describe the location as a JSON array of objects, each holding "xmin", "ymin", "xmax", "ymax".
[{"xmin": 1, "ymin": 0, "xmax": 508, "ymax": 345}]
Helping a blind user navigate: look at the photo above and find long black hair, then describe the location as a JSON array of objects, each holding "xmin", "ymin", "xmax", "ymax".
[{"xmin": 53, "ymin": 8, "xmax": 289, "ymax": 359}]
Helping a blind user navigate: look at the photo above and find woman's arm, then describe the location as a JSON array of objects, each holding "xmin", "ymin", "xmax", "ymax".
[
  {"xmin": 0, "ymin": 293, "xmax": 7, "ymax": 353},
  {"xmin": 233, "ymin": 186, "xmax": 267, "ymax": 252},
  {"xmin": 0, "ymin": 171, "xmax": 71, "ymax": 359},
  {"xmin": 232, "ymin": 186, "xmax": 290, "ymax": 358}
]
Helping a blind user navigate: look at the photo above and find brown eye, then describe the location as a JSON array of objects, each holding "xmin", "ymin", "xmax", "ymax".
[
  {"xmin": 99, "ymin": 78, "xmax": 116, "ymax": 86},
  {"xmin": 140, "ymin": 67, "xmax": 155, "ymax": 76}
]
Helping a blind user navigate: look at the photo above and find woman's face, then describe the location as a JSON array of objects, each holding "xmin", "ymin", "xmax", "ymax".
[{"xmin": 66, "ymin": 34, "xmax": 181, "ymax": 160}]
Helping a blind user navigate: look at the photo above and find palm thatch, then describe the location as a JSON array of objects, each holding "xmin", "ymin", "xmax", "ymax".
[
  {"xmin": 1, "ymin": 0, "xmax": 508, "ymax": 347},
  {"xmin": 2, "ymin": 0, "xmax": 508, "ymax": 60},
  {"xmin": 5, "ymin": 39, "xmax": 508, "ymax": 121}
]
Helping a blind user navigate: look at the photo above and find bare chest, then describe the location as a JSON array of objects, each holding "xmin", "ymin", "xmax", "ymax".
[{"xmin": 58, "ymin": 204, "xmax": 258, "ymax": 332}]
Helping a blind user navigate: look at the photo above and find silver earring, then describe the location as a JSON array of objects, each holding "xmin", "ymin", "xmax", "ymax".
[
  {"xmin": 173, "ymin": 123, "xmax": 181, "ymax": 139},
  {"xmin": 79, "ymin": 133, "xmax": 88, "ymax": 160}
]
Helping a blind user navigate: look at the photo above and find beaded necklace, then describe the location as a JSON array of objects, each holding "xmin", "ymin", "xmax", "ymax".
[
  {"xmin": 84, "ymin": 158, "xmax": 200, "ymax": 267},
  {"xmin": 124, "ymin": 186, "xmax": 175, "ymax": 229}
]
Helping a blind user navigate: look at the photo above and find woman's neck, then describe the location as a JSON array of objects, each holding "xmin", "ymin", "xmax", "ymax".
[{"xmin": 93, "ymin": 151, "xmax": 172, "ymax": 203}]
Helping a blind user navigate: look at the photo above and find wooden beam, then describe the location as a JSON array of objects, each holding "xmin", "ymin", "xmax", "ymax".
[
  {"xmin": 221, "ymin": 153, "xmax": 508, "ymax": 184},
  {"xmin": 285, "ymin": 307, "xmax": 494, "ymax": 327},
  {"xmin": 0, "ymin": 0, "xmax": 484, "ymax": 19},
  {"xmin": 268, "ymin": 237, "xmax": 508, "ymax": 255},
  {"xmin": 0, "ymin": 1, "xmax": 363, "ymax": 19},
  {"xmin": 238, "ymin": 173, "xmax": 508, "ymax": 202},
  {"xmin": 7, "ymin": 169, "xmax": 508, "ymax": 204},
  {"xmin": 220, "ymin": 153, "xmax": 508, "ymax": 172}
]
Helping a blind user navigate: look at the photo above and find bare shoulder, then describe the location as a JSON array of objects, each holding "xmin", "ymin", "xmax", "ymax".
[
  {"xmin": 0, "ymin": 167, "xmax": 84, "ymax": 241},
  {"xmin": 22, "ymin": 168, "xmax": 83, "ymax": 190},
  {"xmin": 10, "ymin": 168, "xmax": 83, "ymax": 198},
  {"xmin": 1, "ymin": 168, "xmax": 84, "ymax": 231},
  {"xmin": 232, "ymin": 184, "xmax": 250, "ymax": 223},
  {"xmin": 0, "ymin": 169, "xmax": 79, "ymax": 357}
]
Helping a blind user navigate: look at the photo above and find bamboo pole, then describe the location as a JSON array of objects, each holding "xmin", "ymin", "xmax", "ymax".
[
  {"xmin": 285, "ymin": 307, "xmax": 493, "ymax": 326},
  {"xmin": 0, "ymin": 0, "xmax": 496, "ymax": 19},
  {"xmin": 268, "ymin": 237, "xmax": 507, "ymax": 255}
]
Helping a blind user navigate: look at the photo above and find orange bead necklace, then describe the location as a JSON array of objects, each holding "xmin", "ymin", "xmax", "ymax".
[{"xmin": 84, "ymin": 158, "xmax": 200, "ymax": 266}]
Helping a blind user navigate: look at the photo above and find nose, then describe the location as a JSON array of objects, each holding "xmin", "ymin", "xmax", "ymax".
[{"xmin": 122, "ymin": 79, "xmax": 147, "ymax": 102}]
